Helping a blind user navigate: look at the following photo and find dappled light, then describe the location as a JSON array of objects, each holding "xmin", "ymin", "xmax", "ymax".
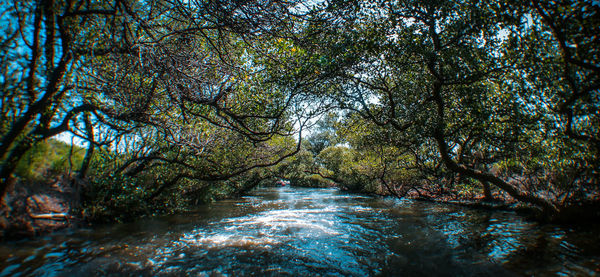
[{"xmin": 3, "ymin": 187, "xmax": 599, "ymax": 276}]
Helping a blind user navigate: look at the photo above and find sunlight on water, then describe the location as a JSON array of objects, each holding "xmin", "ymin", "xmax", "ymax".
[{"xmin": 1, "ymin": 187, "xmax": 599, "ymax": 276}]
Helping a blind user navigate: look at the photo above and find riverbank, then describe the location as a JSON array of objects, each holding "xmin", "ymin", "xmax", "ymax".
[
  {"xmin": 0, "ymin": 177, "xmax": 82, "ymax": 239},
  {"xmin": 2, "ymin": 186, "xmax": 599, "ymax": 276},
  {"xmin": 334, "ymin": 182, "xmax": 600, "ymax": 224},
  {"xmin": 3, "ymin": 179, "xmax": 598, "ymax": 241}
]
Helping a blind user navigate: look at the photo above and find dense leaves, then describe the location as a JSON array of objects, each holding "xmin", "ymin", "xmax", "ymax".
[
  {"xmin": 1, "ymin": 0, "xmax": 598, "ymax": 222},
  {"xmin": 0, "ymin": 0, "xmax": 316, "ymax": 219},
  {"xmin": 290, "ymin": 0, "xmax": 600, "ymax": 219}
]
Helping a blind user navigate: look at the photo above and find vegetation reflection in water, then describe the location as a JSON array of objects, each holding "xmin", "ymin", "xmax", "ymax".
[{"xmin": 1, "ymin": 187, "xmax": 599, "ymax": 276}]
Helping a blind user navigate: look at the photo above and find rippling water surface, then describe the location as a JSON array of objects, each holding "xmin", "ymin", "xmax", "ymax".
[{"xmin": 1, "ymin": 187, "xmax": 599, "ymax": 276}]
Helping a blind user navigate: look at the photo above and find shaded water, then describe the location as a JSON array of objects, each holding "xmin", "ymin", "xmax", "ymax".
[{"xmin": 1, "ymin": 187, "xmax": 599, "ymax": 276}]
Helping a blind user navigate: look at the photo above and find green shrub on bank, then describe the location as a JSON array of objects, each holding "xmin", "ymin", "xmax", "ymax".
[
  {"xmin": 81, "ymin": 174, "xmax": 153, "ymax": 223},
  {"xmin": 289, "ymin": 174, "xmax": 332, "ymax": 188},
  {"xmin": 15, "ymin": 139, "xmax": 85, "ymax": 181}
]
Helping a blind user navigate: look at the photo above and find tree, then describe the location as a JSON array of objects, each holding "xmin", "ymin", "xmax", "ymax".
[
  {"xmin": 0, "ymin": 0, "xmax": 321, "ymax": 206},
  {"xmin": 305, "ymin": 112, "xmax": 341, "ymax": 155},
  {"xmin": 293, "ymin": 0, "xmax": 599, "ymax": 218}
]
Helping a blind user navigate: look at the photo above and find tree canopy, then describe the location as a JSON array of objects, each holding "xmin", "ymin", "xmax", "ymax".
[{"xmin": 1, "ymin": 0, "xmax": 598, "ymax": 221}]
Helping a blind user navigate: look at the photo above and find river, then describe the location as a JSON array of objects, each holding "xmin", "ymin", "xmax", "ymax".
[{"xmin": 1, "ymin": 187, "xmax": 599, "ymax": 276}]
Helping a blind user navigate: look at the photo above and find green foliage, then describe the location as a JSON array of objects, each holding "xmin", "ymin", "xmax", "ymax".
[
  {"xmin": 82, "ymin": 174, "xmax": 153, "ymax": 223},
  {"xmin": 15, "ymin": 139, "xmax": 85, "ymax": 181},
  {"xmin": 77, "ymin": 131, "xmax": 302, "ymax": 223},
  {"xmin": 305, "ymin": 113, "xmax": 342, "ymax": 155},
  {"xmin": 2, "ymin": 0, "xmax": 598, "ymax": 222},
  {"xmin": 316, "ymin": 146, "xmax": 376, "ymax": 193},
  {"xmin": 271, "ymin": 148, "xmax": 332, "ymax": 188},
  {"xmin": 284, "ymin": 0, "xmax": 600, "ymax": 213}
]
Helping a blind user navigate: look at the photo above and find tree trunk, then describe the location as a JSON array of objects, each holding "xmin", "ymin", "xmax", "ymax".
[
  {"xmin": 0, "ymin": 137, "xmax": 37, "ymax": 200},
  {"xmin": 482, "ymin": 181, "xmax": 493, "ymax": 201},
  {"xmin": 78, "ymin": 113, "xmax": 95, "ymax": 179},
  {"xmin": 425, "ymin": 20, "xmax": 558, "ymax": 217}
]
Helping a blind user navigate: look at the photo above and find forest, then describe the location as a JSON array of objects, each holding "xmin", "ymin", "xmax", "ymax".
[{"xmin": 0, "ymin": 0, "xmax": 599, "ymax": 237}]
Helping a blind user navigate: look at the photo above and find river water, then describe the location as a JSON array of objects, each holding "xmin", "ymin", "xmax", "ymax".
[{"xmin": 1, "ymin": 187, "xmax": 599, "ymax": 276}]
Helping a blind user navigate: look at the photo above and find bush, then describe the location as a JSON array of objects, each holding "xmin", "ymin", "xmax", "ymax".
[
  {"xmin": 81, "ymin": 174, "xmax": 153, "ymax": 223},
  {"xmin": 15, "ymin": 139, "xmax": 85, "ymax": 181}
]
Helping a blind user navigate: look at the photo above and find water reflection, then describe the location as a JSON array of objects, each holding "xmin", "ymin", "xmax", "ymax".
[{"xmin": 1, "ymin": 187, "xmax": 599, "ymax": 276}]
